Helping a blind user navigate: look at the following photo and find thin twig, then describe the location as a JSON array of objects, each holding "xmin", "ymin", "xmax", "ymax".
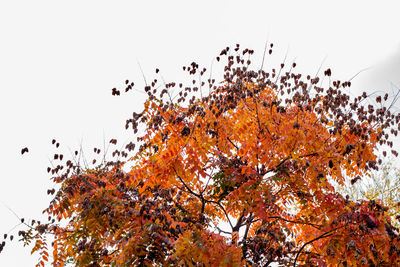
[{"xmin": 137, "ymin": 60, "xmax": 148, "ymax": 86}]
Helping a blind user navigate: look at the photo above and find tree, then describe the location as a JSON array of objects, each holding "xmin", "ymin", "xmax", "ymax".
[
  {"xmin": 2, "ymin": 44, "xmax": 400, "ymax": 266},
  {"xmin": 337, "ymin": 159, "xmax": 400, "ymax": 228}
]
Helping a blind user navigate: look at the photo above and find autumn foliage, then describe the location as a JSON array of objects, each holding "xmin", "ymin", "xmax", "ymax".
[{"xmin": 3, "ymin": 44, "xmax": 400, "ymax": 266}]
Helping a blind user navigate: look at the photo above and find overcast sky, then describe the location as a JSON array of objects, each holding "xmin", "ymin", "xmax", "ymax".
[{"xmin": 1, "ymin": 1, "xmax": 400, "ymax": 265}]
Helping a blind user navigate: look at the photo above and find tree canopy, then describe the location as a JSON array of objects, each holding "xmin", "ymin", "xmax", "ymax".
[{"xmin": 3, "ymin": 44, "xmax": 400, "ymax": 266}]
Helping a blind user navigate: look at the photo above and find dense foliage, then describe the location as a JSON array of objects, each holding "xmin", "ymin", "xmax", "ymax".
[{"xmin": 3, "ymin": 44, "xmax": 400, "ymax": 266}]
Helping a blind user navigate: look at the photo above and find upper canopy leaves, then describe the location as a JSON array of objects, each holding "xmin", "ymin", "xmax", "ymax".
[{"xmin": 4, "ymin": 44, "xmax": 400, "ymax": 266}]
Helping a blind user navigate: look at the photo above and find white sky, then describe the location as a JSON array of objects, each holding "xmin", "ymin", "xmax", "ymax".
[{"xmin": 1, "ymin": 0, "xmax": 400, "ymax": 265}]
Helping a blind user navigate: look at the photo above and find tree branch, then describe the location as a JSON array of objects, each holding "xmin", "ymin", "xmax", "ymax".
[{"xmin": 293, "ymin": 225, "xmax": 345, "ymax": 267}]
